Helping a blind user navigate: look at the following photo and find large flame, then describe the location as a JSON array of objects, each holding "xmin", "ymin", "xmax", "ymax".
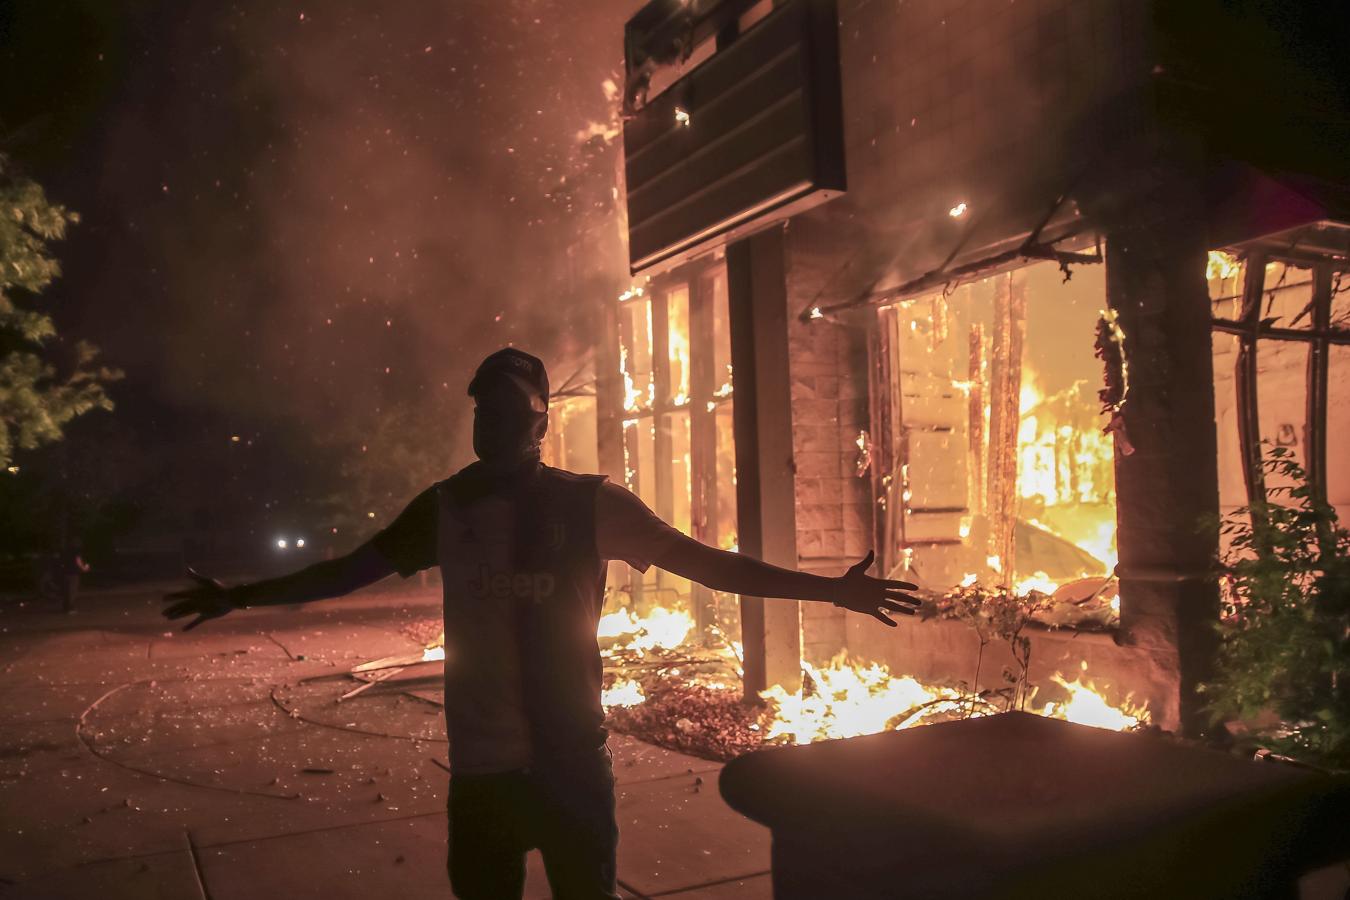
[
  {"xmin": 761, "ymin": 656, "xmax": 967, "ymax": 744},
  {"xmin": 598, "ymin": 606, "xmax": 695, "ymax": 654},
  {"xmin": 1041, "ymin": 670, "xmax": 1147, "ymax": 731},
  {"xmin": 601, "ymin": 677, "xmax": 646, "ymax": 709},
  {"xmin": 1011, "ymin": 369, "xmax": 1118, "ymax": 594},
  {"xmin": 619, "ymin": 344, "xmax": 646, "ymax": 414},
  {"xmin": 1012, "ymin": 571, "xmax": 1059, "ymax": 596},
  {"xmin": 597, "ymin": 264, "xmax": 1141, "ymax": 751},
  {"xmin": 758, "ymin": 655, "xmax": 1146, "ymax": 745}
]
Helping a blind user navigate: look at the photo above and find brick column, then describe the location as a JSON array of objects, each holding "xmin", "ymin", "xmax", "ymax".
[
  {"xmin": 728, "ymin": 225, "xmax": 803, "ymax": 697},
  {"xmin": 1106, "ymin": 203, "xmax": 1221, "ymax": 736}
]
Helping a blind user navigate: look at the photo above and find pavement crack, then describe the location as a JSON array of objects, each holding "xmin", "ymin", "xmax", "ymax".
[
  {"xmin": 647, "ymin": 869, "xmax": 772, "ymax": 896},
  {"xmin": 184, "ymin": 830, "xmax": 214, "ymax": 900}
]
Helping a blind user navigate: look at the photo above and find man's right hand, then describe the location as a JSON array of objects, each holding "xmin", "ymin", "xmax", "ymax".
[{"xmin": 163, "ymin": 568, "xmax": 242, "ymax": 631}]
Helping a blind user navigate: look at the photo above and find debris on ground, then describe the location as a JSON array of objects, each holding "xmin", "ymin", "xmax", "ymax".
[{"xmin": 606, "ymin": 678, "xmax": 765, "ymax": 762}]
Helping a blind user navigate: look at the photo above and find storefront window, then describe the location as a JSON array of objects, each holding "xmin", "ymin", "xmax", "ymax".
[
  {"xmin": 614, "ymin": 253, "xmax": 738, "ymax": 645},
  {"xmin": 1208, "ymin": 235, "xmax": 1350, "ymax": 529},
  {"xmin": 874, "ymin": 257, "xmax": 1117, "ymax": 625}
]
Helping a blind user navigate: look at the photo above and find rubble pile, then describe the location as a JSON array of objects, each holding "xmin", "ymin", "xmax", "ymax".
[{"xmin": 606, "ymin": 678, "xmax": 765, "ymax": 761}]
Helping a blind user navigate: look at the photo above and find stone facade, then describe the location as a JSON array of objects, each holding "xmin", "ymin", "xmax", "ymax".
[{"xmin": 784, "ymin": 309, "xmax": 870, "ymax": 663}]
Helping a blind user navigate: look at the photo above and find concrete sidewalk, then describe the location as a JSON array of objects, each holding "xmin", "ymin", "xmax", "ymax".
[{"xmin": 0, "ymin": 583, "xmax": 771, "ymax": 899}]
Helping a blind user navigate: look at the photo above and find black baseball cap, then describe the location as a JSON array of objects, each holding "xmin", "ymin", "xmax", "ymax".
[{"xmin": 469, "ymin": 348, "xmax": 549, "ymax": 411}]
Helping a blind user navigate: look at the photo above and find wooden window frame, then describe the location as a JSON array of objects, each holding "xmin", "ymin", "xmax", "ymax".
[
  {"xmin": 1211, "ymin": 251, "xmax": 1350, "ymax": 507},
  {"xmin": 617, "ymin": 254, "xmax": 734, "ymax": 640}
]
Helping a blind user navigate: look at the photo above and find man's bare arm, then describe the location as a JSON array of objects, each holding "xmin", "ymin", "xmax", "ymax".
[
  {"xmin": 653, "ymin": 534, "xmax": 919, "ymax": 627},
  {"xmin": 163, "ymin": 543, "xmax": 398, "ymax": 630}
]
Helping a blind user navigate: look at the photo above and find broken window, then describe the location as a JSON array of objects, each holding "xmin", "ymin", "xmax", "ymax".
[
  {"xmin": 873, "ymin": 257, "xmax": 1118, "ymax": 627},
  {"xmin": 1208, "ymin": 225, "xmax": 1350, "ymax": 529},
  {"xmin": 616, "ymin": 254, "xmax": 739, "ymax": 645}
]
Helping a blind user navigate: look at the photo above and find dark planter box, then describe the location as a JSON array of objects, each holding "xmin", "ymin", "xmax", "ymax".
[{"xmin": 720, "ymin": 712, "xmax": 1350, "ymax": 899}]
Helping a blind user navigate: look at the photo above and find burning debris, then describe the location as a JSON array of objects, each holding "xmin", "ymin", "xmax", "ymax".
[
  {"xmin": 1045, "ymin": 668, "xmax": 1148, "ymax": 732},
  {"xmin": 606, "ymin": 682, "xmax": 764, "ymax": 761},
  {"xmin": 760, "ymin": 657, "xmax": 968, "ymax": 744},
  {"xmin": 595, "ymin": 603, "xmax": 1147, "ymax": 762}
]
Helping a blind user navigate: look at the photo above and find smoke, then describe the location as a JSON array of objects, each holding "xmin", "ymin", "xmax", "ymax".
[{"xmin": 32, "ymin": 0, "xmax": 632, "ymax": 532}]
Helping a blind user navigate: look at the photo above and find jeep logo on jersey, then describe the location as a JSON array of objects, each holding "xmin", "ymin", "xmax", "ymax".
[{"xmin": 467, "ymin": 566, "xmax": 556, "ymax": 604}]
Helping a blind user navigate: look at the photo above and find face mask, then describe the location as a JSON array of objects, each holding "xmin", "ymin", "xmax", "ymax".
[{"xmin": 473, "ymin": 404, "xmax": 546, "ymax": 465}]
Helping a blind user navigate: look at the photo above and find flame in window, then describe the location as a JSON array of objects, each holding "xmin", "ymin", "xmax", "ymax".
[{"xmin": 1206, "ymin": 249, "xmax": 1241, "ymax": 282}]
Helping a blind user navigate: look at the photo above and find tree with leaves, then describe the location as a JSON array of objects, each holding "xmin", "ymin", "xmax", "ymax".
[{"xmin": 0, "ymin": 154, "xmax": 118, "ymax": 468}]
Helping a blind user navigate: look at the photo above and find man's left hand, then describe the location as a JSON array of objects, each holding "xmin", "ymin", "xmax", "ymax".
[{"xmin": 833, "ymin": 551, "xmax": 921, "ymax": 627}]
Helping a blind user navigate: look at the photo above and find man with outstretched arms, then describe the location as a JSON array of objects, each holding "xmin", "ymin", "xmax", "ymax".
[{"xmin": 165, "ymin": 347, "xmax": 920, "ymax": 900}]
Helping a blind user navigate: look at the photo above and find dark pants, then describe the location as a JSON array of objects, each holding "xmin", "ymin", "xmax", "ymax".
[{"xmin": 447, "ymin": 746, "xmax": 620, "ymax": 900}]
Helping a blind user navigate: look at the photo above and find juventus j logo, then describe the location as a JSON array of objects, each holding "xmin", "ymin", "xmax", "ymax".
[{"xmin": 546, "ymin": 522, "xmax": 566, "ymax": 551}]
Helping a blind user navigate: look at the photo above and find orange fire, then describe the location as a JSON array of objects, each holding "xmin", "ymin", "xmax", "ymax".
[
  {"xmin": 760, "ymin": 656, "xmax": 966, "ymax": 744},
  {"xmin": 1014, "ymin": 370, "xmax": 1118, "ymax": 590},
  {"xmin": 597, "ymin": 262, "xmax": 1139, "ymax": 750},
  {"xmin": 597, "ymin": 606, "xmax": 695, "ymax": 654},
  {"xmin": 758, "ymin": 655, "xmax": 1147, "ymax": 744}
]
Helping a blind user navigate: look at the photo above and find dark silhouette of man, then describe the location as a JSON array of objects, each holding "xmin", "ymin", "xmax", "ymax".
[{"xmin": 165, "ymin": 348, "xmax": 920, "ymax": 900}]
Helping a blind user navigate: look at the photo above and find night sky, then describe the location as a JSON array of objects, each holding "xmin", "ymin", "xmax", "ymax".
[{"xmin": 1, "ymin": 0, "xmax": 632, "ymax": 557}]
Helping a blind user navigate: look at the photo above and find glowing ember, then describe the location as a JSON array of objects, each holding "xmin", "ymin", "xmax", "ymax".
[
  {"xmin": 575, "ymin": 119, "xmax": 621, "ymax": 143},
  {"xmin": 948, "ymin": 201, "xmax": 968, "ymax": 218},
  {"xmin": 673, "ymin": 106, "xmax": 691, "ymax": 127}
]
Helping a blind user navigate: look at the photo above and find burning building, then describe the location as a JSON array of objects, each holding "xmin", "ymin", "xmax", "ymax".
[{"xmin": 554, "ymin": 0, "xmax": 1349, "ymax": 739}]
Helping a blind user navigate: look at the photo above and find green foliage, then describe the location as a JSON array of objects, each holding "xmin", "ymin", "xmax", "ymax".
[
  {"xmin": 1202, "ymin": 447, "xmax": 1350, "ymax": 770},
  {"xmin": 1, "ymin": 155, "xmax": 119, "ymax": 467}
]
